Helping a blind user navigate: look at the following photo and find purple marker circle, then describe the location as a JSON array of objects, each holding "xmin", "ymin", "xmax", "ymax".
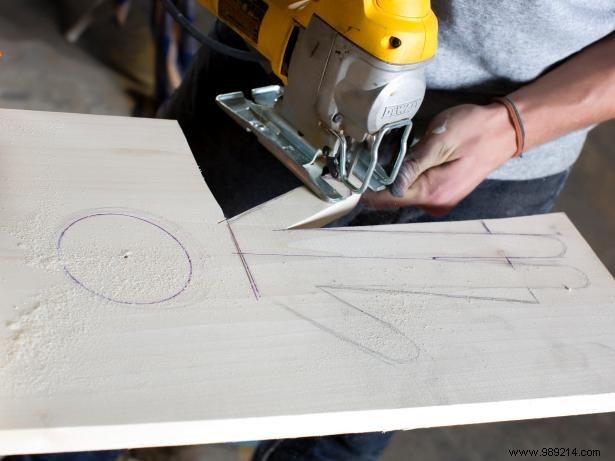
[{"xmin": 57, "ymin": 213, "xmax": 192, "ymax": 305}]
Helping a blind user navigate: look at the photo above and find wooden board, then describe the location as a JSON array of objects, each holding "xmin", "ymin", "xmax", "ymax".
[{"xmin": 1, "ymin": 108, "xmax": 614, "ymax": 455}]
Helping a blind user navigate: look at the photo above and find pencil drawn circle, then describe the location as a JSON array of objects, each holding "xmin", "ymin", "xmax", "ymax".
[{"xmin": 58, "ymin": 213, "xmax": 192, "ymax": 304}]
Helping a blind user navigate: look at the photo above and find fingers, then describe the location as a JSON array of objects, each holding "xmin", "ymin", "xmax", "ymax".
[
  {"xmin": 363, "ymin": 104, "xmax": 504, "ymax": 214},
  {"xmin": 390, "ymin": 139, "xmax": 439, "ymax": 198},
  {"xmin": 362, "ymin": 159, "xmax": 470, "ymax": 213},
  {"xmin": 390, "ymin": 125, "xmax": 457, "ymax": 198},
  {"xmin": 362, "ymin": 173, "xmax": 427, "ymax": 209}
]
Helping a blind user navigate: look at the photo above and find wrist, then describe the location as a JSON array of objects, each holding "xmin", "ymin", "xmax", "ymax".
[
  {"xmin": 491, "ymin": 97, "xmax": 526, "ymax": 158},
  {"xmin": 483, "ymin": 103, "xmax": 519, "ymax": 161}
]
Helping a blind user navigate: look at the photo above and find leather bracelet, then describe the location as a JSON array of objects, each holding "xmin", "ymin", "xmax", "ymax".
[{"xmin": 492, "ymin": 96, "xmax": 525, "ymax": 158}]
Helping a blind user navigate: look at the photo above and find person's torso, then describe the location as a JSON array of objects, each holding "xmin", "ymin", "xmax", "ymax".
[
  {"xmin": 427, "ymin": 0, "xmax": 615, "ymax": 94},
  {"xmin": 419, "ymin": 0, "xmax": 614, "ymax": 181}
]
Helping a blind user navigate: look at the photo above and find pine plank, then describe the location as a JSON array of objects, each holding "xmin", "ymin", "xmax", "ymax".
[{"xmin": 1, "ymin": 109, "xmax": 614, "ymax": 454}]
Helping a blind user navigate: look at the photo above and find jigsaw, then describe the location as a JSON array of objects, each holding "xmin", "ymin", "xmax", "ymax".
[{"xmin": 199, "ymin": 0, "xmax": 438, "ymax": 201}]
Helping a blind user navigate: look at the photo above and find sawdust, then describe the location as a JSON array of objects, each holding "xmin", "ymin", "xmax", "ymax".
[
  {"xmin": 0, "ymin": 118, "xmax": 67, "ymax": 145},
  {"xmin": 57, "ymin": 213, "xmax": 193, "ymax": 304},
  {"xmin": 0, "ymin": 183, "xmax": 212, "ymax": 396},
  {"xmin": 0, "ymin": 187, "xmax": 80, "ymax": 386},
  {"xmin": 431, "ymin": 119, "xmax": 448, "ymax": 135}
]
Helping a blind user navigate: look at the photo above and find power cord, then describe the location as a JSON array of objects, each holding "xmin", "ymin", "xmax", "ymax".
[{"xmin": 160, "ymin": 0, "xmax": 262, "ymax": 62}]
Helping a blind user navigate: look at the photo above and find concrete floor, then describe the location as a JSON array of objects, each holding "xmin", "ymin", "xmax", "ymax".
[{"xmin": 1, "ymin": 1, "xmax": 613, "ymax": 459}]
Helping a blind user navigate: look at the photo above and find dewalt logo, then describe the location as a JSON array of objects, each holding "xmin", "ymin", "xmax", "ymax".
[{"xmin": 382, "ymin": 99, "xmax": 421, "ymax": 119}]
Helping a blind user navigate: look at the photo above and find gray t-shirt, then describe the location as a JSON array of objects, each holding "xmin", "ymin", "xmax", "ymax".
[{"xmin": 421, "ymin": 1, "xmax": 615, "ymax": 180}]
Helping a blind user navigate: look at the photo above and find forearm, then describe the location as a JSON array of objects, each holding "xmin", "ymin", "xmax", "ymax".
[
  {"xmin": 510, "ymin": 34, "xmax": 615, "ymax": 152},
  {"xmin": 365, "ymin": 34, "xmax": 615, "ymax": 211}
]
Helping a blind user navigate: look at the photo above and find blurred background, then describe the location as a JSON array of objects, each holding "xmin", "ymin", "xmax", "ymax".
[{"xmin": 0, "ymin": 1, "xmax": 613, "ymax": 460}]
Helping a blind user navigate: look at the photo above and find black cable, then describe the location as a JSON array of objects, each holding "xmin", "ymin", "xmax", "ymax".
[{"xmin": 160, "ymin": 0, "xmax": 262, "ymax": 62}]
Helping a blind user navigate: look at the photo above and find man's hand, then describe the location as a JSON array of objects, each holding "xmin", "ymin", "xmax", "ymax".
[
  {"xmin": 362, "ymin": 103, "xmax": 517, "ymax": 215},
  {"xmin": 362, "ymin": 33, "xmax": 615, "ymax": 215}
]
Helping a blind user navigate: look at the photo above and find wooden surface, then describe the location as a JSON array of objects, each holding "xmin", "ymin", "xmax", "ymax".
[{"xmin": 1, "ymin": 109, "xmax": 614, "ymax": 455}]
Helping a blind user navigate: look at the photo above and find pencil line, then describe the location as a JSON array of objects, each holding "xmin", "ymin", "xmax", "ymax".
[
  {"xmin": 236, "ymin": 252, "xmax": 560, "ymax": 262},
  {"xmin": 272, "ymin": 228, "xmax": 559, "ymax": 237},
  {"xmin": 226, "ymin": 222, "xmax": 261, "ymax": 300},
  {"xmin": 482, "ymin": 221, "xmax": 515, "ymax": 268}
]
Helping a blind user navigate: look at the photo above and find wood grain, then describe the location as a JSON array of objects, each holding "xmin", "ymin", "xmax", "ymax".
[{"xmin": 1, "ymin": 109, "xmax": 614, "ymax": 455}]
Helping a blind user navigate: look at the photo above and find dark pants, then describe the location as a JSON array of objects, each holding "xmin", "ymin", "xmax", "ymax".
[
  {"xmin": 13, "ymin": 25, "xmax": 570, "ymax": 461},
  {"xmin": 251, "ymin": 433, "xmax": 395, "ymax": 461}
]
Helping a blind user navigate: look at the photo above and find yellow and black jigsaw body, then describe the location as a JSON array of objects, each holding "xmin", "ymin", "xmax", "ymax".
[{"xmin": 199, "ymin": 0, "xmax": 438, "ymax": 201}]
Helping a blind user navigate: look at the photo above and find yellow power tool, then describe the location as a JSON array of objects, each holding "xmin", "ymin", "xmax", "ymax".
[{"xmin": 199, "ymin": 0, "xmax": 438, "ymax": 201}]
